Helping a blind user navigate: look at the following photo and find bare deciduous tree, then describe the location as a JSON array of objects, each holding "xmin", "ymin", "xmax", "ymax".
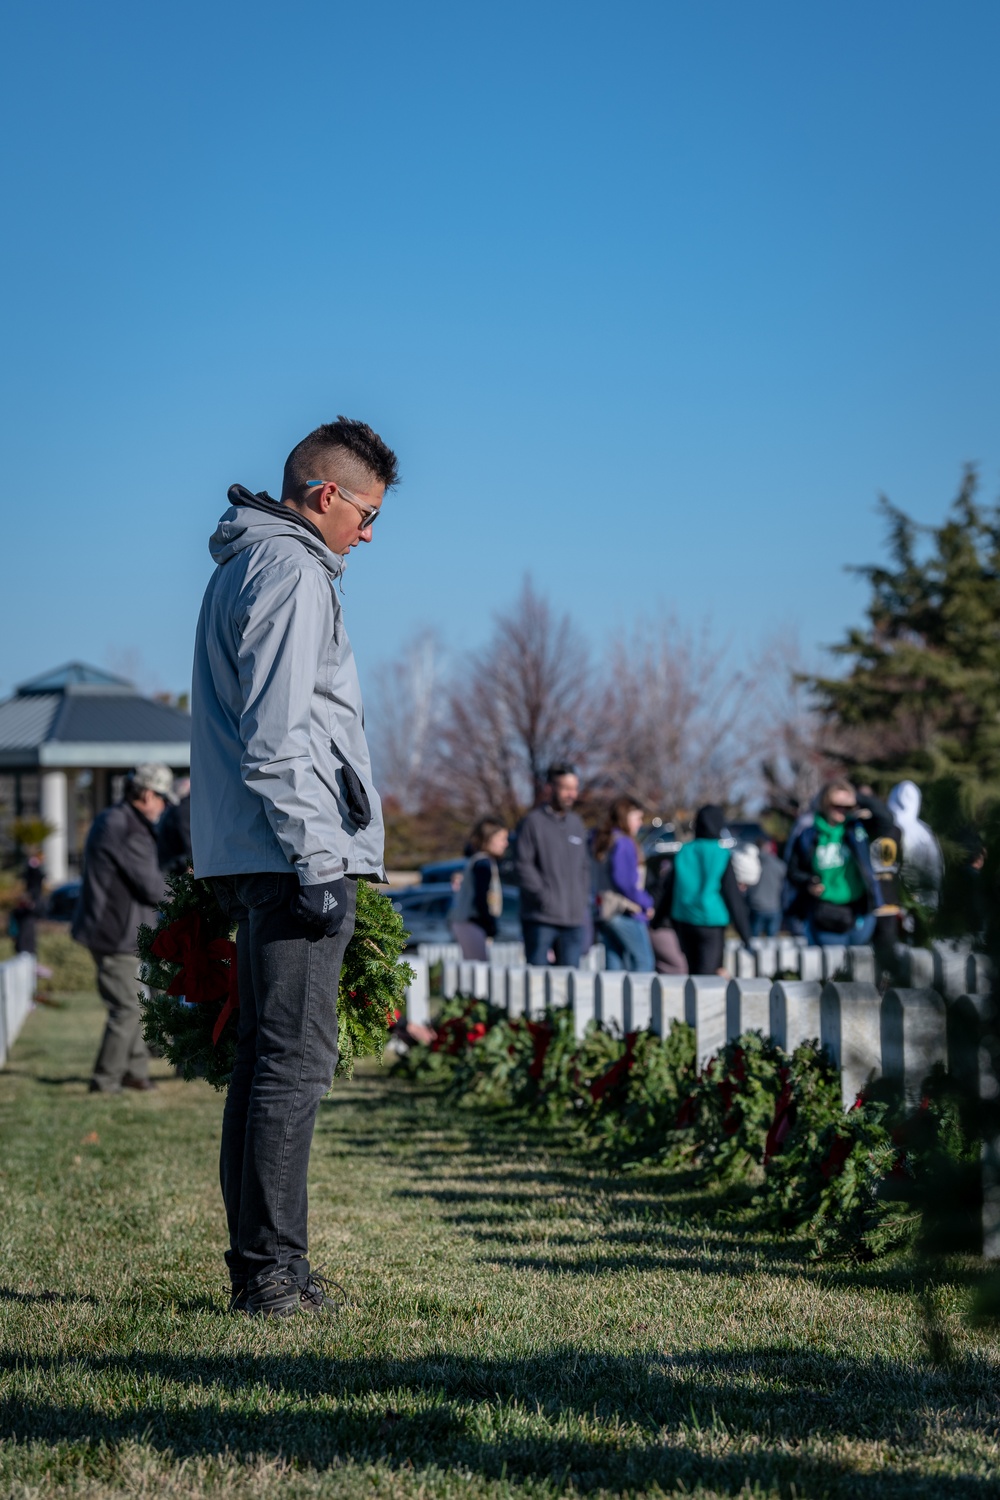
[
  {"xmin": 601, "ymin": 615, "xmax": 762, "ymax": 817},
  {"xmin": 368, "ymin": 629, "xmax": 447, "ymax": 812},
  {"xmin": 754, "ymin": 634, "xmax": 837, "ymax": 821},
  {"xmin": 438, "ymin": 577, "xmax": 605, "ymax": 820},
  {"xmin": 368, "ymin": 586, "xmax": 833, "ymax": 859}
]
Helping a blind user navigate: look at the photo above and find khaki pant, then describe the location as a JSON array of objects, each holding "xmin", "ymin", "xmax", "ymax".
[{"xmin": 90, "ymin": 952, "xmax": 150, "ymax": 1092}]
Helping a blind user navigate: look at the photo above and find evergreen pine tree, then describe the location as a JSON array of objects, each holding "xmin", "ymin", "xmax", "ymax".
[{"xmin": 808, "ymin": 466, "xmax": 1000, "ymax": 805}]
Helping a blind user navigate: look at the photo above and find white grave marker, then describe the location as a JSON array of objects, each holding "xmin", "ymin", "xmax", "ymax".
[
  {"xmin": 569, "ymin": 970, "xmax": 596, "ymax": 1040},
  {"xmin": 880, "ymin": 987, "xmax": 947, "ymax": 1101},
  {"xmin": 651, "ymin": 976, "xmax": 687, "ymax": 1038},
  {"xmin": 596, "ymin": 972, "xmax": 626, "ymax": 1035},
  {"xmin": 624, "ymin": 974, "xmax": 654, "ymax": 1032},
  {"xmin": 725, "ymin": 979, "xmax": 770, "ymax": 1042},
  {"xmin": 684, "ymin": 977, "xmax": 728, "ymax": 1070},
  {"xmin": 820, "ymin": 981, "xmax": 883, "ymax": 1109},
  {"xmin": 769, "ymin": 980, "xmax": 823, "ymax": 1055}
]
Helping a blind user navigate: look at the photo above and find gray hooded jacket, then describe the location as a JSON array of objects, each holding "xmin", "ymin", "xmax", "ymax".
[{"xmin": 190, "ymin": 487, "xmax": 385, "ymax": 884}]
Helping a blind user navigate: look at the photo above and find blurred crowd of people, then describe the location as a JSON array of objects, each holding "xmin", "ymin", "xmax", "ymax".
[
  {"xmin": 4, "ymin": 757, "xmax": 961, "ymax": 1073},
  {"xmin": 450, "ymin": 766, "xmax": 951, "ymax": 977}
]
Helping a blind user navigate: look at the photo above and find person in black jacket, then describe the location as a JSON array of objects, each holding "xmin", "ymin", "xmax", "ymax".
[
  {"xmin": 73, "ymin": 764, "xmax": 173, "ymax": 1093},
  {"xmin": 450, "ymin": 816, "xmax": 509, "ymax": 960},
  {"xmin": 785, "ymin": 780, "xmax": 895, "ymax": 947},
  {"xmin": 157, "ymin": 777, "xmax": 192, "ymax": 874},
  {"xmin": 10, "ymin": 853, "xmax": 45, "ymax": 956}
]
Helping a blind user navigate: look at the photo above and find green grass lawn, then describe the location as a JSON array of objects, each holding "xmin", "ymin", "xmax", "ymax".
[{"xmin": 1, "ymin": 984, "xmax": 999, "ymax": 1499}]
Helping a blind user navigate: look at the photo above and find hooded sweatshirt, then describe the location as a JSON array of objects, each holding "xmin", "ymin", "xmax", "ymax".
[
  {"xmin": 190, "ymin": 486, "xmax": 385, "ymax": 884},
  {"xmin": 667, "ymin": 805, "xmax": 751, "ymax": 943},
  {"xmin": 887, "ymin": 780, "xmax": 943, "ymax": 905}
]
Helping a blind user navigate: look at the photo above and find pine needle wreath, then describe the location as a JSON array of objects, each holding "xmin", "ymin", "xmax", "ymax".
[{"xmin": 138, "ymin": 870, "xmax": 413, "ymax": 1089}]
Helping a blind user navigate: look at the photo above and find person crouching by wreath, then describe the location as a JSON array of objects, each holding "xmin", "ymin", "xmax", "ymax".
[
  {"xmin": 450, "ymin": 817, "xmax": 508, "ymax": 961},
  {"xmin": 190, "ymin": 415, "xmax": 398, "ymax": 1318},
  {"xmin": 593, "ymin": 796, "xmax": 656, "ymax": 972}
]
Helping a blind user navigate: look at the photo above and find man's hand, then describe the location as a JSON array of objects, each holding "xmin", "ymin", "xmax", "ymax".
[{"xmin": 292, "ymin": 878, "xmax": 348, "ymax": 936}]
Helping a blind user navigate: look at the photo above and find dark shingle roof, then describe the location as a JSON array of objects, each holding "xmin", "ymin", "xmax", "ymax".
[
  {"xmin": 49, "ymin": 694, "xmax": 191, "ymax": 745},
  {"xmin": 0, "ymin": 695, "xmax": 62, "ymax": 753},
  {"xmin": 0, "ymin": 663, "xmax": 190, "ymax": 769}
]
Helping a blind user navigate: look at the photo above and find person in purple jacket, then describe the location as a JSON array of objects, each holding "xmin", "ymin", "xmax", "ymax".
[{"xmin": 592, "ymin": 796, "xmax": 655, "ymax": 971}]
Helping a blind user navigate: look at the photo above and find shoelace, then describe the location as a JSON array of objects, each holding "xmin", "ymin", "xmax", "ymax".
[{"xmin": 301, "ymin": 1266, "xmax": 348, "ymax": 1309}]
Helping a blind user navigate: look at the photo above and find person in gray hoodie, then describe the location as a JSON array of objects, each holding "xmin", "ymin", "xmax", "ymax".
[
  {"xmin": 190, "ymin": 415, "xmax": 398, "ymax": 1317},
  {"xmin": 515, "ymin": 764, "xmax": 590, "ymax": 967}
]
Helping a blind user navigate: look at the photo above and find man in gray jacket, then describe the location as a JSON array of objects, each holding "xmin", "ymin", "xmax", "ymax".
[
  {"xmin": 191, "ymin": 414, "xmax": 397, "ymax": 1317},
  {"xmin": 515, "ymin": 763, "xmax": 590, "ymax": 967}
]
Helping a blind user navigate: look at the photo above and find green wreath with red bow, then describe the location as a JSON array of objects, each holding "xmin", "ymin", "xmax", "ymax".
[{"xmin": 138, "ymin": 869, "xmax": 413, "ymax": 1089}]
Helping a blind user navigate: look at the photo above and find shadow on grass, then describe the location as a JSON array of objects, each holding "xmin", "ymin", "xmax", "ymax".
[
  {"xmin": 369, "ymin": 1091, "xmax": 961, "ymax": 1298},
  {"xmin": 1, "ymin": 1345, "xmax": 997, "ymax": 1497},
  {"xmin": 0, "ymin": 1287, "xmax": 97, "ymax": 1306}
]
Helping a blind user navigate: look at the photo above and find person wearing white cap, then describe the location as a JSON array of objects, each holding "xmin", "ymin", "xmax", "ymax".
[{"xmin": 73, "ymin": 764, "xmax": 174, "ymax": 1092}]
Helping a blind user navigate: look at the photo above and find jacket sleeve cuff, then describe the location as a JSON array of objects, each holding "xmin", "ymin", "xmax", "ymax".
[{"xmin": 296, "ymin": 854, "xmax": 347, "ymax": 884}]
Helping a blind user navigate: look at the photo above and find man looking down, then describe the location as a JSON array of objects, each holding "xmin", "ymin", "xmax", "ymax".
[{"xmin": 191, "ymin": 415, "xmax": 398, "ymax": 1316}]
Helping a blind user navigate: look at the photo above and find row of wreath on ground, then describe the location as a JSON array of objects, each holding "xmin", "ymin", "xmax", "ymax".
[{"xmin": 397, "ymin": 996, "xmax": 985, "ymax": 1268}]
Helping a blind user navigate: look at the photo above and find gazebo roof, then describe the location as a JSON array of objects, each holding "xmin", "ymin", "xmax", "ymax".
[
  {"xmin": 17, "ymin": 662, "xmax": 135, "ymax": 695},
  {"xmin": 0, "ymin": 662, "xmax": 191, "ymax": 770}
]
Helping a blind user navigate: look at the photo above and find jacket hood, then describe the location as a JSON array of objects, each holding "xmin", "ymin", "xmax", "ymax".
[
  {"xmin": 209, "ymin": 485, "xmax": 344, "ymax": 578},
  {"xmin": 694, "ymin": 804, "xmax": 726, "ymax": 840},
  {"xmin": 887, "ymin": 779, "xmax": 921, "ymax": 828}
]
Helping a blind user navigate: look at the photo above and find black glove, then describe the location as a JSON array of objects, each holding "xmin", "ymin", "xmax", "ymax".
[{"xmin": 292, "ymin": 878, "xmax": 348, "ymax": 936}]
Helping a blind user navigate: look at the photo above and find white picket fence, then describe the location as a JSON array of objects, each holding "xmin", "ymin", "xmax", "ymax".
[{"xmin": 0, "ymin": 953, "xmax": 36, "ymax": 1068}]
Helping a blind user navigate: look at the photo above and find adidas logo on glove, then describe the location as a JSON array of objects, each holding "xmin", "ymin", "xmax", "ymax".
[{"xmin": 322, "ymin": 889, "xmax": 339, "ymax": 914}]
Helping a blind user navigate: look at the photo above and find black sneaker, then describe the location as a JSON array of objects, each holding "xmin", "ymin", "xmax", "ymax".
[
  {"xmin": 298, "ymin": 1268, "xmax": 347, "ymax": 1313},
  {"xmin": 243, "ymin": 1264, "xmax": 347, "ymax": 1317},
  {"xmin": 245, "ymin": 1266, "xmax": 303, "ymax": 1317}
]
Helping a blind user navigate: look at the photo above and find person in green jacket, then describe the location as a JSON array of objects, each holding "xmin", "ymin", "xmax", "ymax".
[{"xmin": 653, "ymin": 804, "xmax": 751, "ymax": 975}]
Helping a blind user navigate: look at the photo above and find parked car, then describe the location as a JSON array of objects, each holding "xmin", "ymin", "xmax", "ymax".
[
  {"xmin": 388, "ymin": 882, "xmax": 522, "ymax": 949},
  {"xmin": 419, "ymin": 859, "xmax": 465, "ymax": 886},
  {"xmin": 421, "ymin": 842, "xmax": 520, "ymax": 884},
  {"xmin": 640, "ymin": 822, "xmax": 682, "ymax": 903},
  {"xmin": 721, "ymin": 820, "xmax": 767, "ymax": 849},
  {"xmin": 45, "ymin": 880, "xmax": 81, "ymax": 921}
]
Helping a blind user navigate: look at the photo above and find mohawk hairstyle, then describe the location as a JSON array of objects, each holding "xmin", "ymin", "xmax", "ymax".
[{"xmin": 281, "ymin": 415, "xmax": 399, "ymax": 498}]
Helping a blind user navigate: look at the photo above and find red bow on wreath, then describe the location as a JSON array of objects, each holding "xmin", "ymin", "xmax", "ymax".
[
  {"xmin": 526, "ymin": 1020, "xmax": 553, "ymax": 1081},
  {"xmin": 150, "ymin": 910, "xmax": 239, "ymax": 1045},
  {"xmin": 764, "ymin": 1067, "xmax": 795, "ymax": 1162},
  {"xmin": 590, "ymin": 1031, "xmax": 638, "ymax": 1101}
]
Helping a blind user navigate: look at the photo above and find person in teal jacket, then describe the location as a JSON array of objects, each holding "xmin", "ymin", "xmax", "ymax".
[{"xmin": 653, "ymin": 805, "xmax": 751, "ymax": 975}]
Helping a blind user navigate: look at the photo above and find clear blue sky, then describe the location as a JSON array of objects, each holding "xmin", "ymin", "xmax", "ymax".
[{"xmin": 1, "ymin": 0, "xmax": 998, "ymax": 698}]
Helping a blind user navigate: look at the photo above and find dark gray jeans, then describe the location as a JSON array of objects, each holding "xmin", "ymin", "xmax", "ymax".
[{"xmin": 211, "ymin": 872, "xmax": 356, "ymax": 1285}]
